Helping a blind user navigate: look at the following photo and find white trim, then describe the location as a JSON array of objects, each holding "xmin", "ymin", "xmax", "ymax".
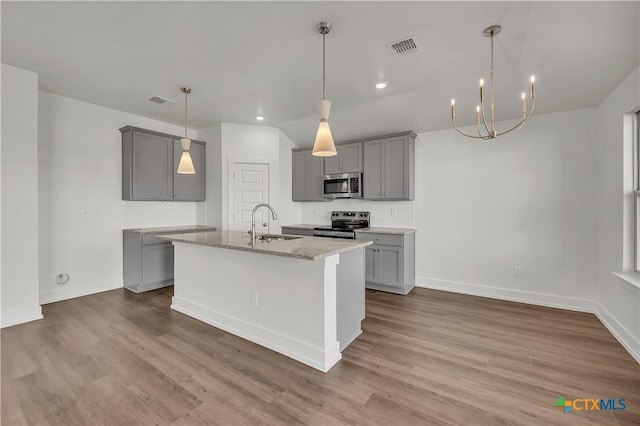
[
  {"xmin": 416, "ymin": 276, "xmax": 596, "ymax": 312},
  {"xmin": 612, "ymin": 271, "xmax": 640, "ymax": 290},
  {"xmin": 171, "ymin": 296, "xmax": 342, "ymax": 372},
  {"xmin": 595, "ymin": 303, "xmax": 640, "ymax": 364},
  {"xmin": 40, "ymin": 278, "xmax": 123, "ymax": 305},
  {"xmin": 416, "ymin": 276, "xmax": 639, "ymax": 364},
  {"xmin": 1, "ymin": 305, "xmax": 43, "ymax": 328}
]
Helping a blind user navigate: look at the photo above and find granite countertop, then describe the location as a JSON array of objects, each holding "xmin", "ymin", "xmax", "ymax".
[
  {"xmin": 355, "ymin": 227, "xmax": 416, "ymax": 235},
  {"xmin": 158, "ymin": 231, "xmax": 372, "ymax": 261},
  {"xmin": 281, "ymin": 224, "xmax": 319, "ymax": 230},
  {"xmin": 123, "ymin": 225, "xmax": 217, "ymax": 234},
  {"xmin": 281, "ymin": 224, "xmax": 416, "ymax": 235}
]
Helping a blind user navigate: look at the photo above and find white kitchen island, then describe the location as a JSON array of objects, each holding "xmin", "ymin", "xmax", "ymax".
[{"xmin": 159, "ymin": 231, "xmax": 372, "ymax": 372}]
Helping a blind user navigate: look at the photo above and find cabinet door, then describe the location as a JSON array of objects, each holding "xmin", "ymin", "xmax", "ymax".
[
  {"xmin": 174, "ymin": 141, "xmax": 205, "ymax": 201},
  {"xmin": 292, "ymin": 151, "xmax": 307, "ymax": 201},
  {"xmin": 364, "ymin": 246, "xmax": 376, "ymax": 282},
  {"xmin": 131, "ymin": 131, "xmax": 174, "ymax": 200},
  {"xmin": 384, "ymin": 136, "xmax": 408, "ymax": 199},
  {"xmin": 363, "ymin": 140, "xmax": 384, "ymax": 199},
  {"xmin": 142, "ymin": 243, "xmax": 174, "ymax": 286},
  {"xmin": 305, "ymin": 151, "xmax": 325, "ymax": 201},
  {"xmin": 323, "ymin": 148, "xmax": 342, "ymax": 175},
  {"xmin": 340, "ymin": 143, "xmax": 362, "ymax": 173},
  {"xmin": 377, "ymin": 246, "xmax": 403, "ymax": 288}
]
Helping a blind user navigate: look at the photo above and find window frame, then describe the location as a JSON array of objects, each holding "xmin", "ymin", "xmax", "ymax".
[{"xmin": 634, "ymin": 111, "xmax": 640, "ymax": 274}]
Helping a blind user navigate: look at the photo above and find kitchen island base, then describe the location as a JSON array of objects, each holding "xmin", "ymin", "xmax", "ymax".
[{"xmin": 170, "ymin": 241, "xmax": 365, "ymax": 372}]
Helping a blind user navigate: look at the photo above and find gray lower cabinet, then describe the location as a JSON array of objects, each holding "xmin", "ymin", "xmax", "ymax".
[
  {"xmin": 363, "ymin": 132, "xmax": 415, "ymax": 200},
  {"xmin": 123, "ymin": 227, "xmax": 215, "ymax": 293},
  {"xmin": 281, "ymin": 226, "xmax": 315, "ymax": 237},
  {"xmin": 323, "ymin": 142, "xmax": 363, "ymax": 174},
  {"xmin": 292, "ymin": 148, "xmax": 325, "ymax": 201},
  {"xmin": 356, "ymin": 231, "xmax": 416, "ymax": 295},
  {"xmin": 121, "ymin": 126, "xmax": 206, "ymax": 201}
]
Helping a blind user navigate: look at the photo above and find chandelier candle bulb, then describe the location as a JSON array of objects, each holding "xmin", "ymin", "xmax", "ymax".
[
  {"xmin": 521, "ymin": 92, "xmax": 526, "ymax": 114},
  {"xmin": 476, "ymin": 105, "xmax": 480, "ymax": 123},
  {"xmin": 480, "ymin": 79, "xmax": 484, "ymax": 101},
  {"xmin": 530, "ymin": 76, "xmax": 536, "ymax": 99},
  {"xmin": 451, "ymin": 99, "xmax": 456, "ymax": 119}
]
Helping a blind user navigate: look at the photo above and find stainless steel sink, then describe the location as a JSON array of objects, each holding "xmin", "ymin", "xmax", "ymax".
[{"xmin": 257, "ymin": 234, "xmax": 303, "ymax": 242}]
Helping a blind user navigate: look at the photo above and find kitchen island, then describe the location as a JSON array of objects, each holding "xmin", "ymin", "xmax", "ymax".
[{"xmin": 159, "ymin": 231, "xmax": 372, "ymax": 372}]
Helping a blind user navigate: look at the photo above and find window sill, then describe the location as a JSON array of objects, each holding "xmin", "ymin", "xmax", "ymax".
[{"xmin": 612, "ymin": 272, "xmax": 640, "ymax": 290}]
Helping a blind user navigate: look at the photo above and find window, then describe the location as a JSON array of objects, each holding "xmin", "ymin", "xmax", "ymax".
[{"xmin": 635, "ymin": 111, "xmax": 640, "ymax": 273}]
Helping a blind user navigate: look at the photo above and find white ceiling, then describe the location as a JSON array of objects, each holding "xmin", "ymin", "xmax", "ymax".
[{"xmin": 2, "ymin": 1, "xmax": 638, "ymax": 145}]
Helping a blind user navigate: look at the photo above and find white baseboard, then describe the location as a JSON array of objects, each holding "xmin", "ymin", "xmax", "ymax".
[
  {"xmin": 416, "ymin": 276, "xmax": 639, "ymax": 364},
  {"xmin": 595, "ymin": 304, "xmax": 640, "ymax": 364},
  {"xmin": 40, "ymin": 278, "xmax": 123, "ymax": 305},
  {"xmin": 172, "ymin": 296, "xmax": 342, "ymax": 372},
  {"xmin": 416, "ymin": 276, "xmax": 596, "ymax": 312},
  {"xmin": 1, "ymin": 305, "xmax": 43, "ymax": 328}
]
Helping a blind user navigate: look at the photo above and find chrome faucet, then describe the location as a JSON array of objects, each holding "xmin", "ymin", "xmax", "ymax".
[{"xmin": 249, "ymin": 203, "xmax": 278, "ymax": 241}]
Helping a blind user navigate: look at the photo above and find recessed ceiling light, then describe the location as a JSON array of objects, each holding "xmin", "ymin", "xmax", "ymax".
[
  {"xmin": 256, "ymin": 115, "xmax": 265, "ymax": 121},
  {"xmin": 375, "ymin": 81, "xmax": 387, "ymax": 89}
]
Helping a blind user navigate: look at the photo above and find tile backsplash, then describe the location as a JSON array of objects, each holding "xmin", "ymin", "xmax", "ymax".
[
  {"xmin": 123, "ymin": 201, "xmax": 202, "ymax": 229},
  {"xmin": 301, "ymin": 200, "xmax": 415, "ymax": 228}
]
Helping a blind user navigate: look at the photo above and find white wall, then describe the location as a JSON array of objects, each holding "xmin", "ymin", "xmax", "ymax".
[
  {"xmin": 198, "ymin": 123, "xmax": 222, "ymax": 228},
  {"xmin": 415, "ymin": 108, "xmax": 599, "ymax": 311},
  {"xmin": 594, "ymin": 67, "xmax": 640, "ymax": 361},
  {"xmin": 200, "ymin": 123, "xmax": 301, "ymax": 233},
  {"xmin": 38, "ymin": 91, "xmax": 200, "ymax": 304},
  {"xmin": 1, "ymin": 64, "xmax": 42, "ymax": 327}
]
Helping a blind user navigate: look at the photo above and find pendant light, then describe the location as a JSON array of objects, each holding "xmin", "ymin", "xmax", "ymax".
[
  {"xmin": 312, "ymin": 22, "xmax": 337, "ymax": 157},
  {"xmin": 450, "ymin": 25, "xmax": 536, "ymax": 139},
  {"xmin": 177, "ymin": 87, "xmax": 196, "ymax": 174}
]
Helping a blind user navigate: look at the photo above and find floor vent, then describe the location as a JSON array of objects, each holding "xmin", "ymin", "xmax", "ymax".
[
  {"xmin": 148, "ymin": 95, "xmax": 176, "ymax": 105},
  {"xmin": 387, "ymin": 36, "xmax": 422, "ymax": 57}
]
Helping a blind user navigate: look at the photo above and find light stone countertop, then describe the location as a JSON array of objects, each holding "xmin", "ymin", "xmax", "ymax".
[
  {"xmin": 281, "ymin": 224, "xmax": 416, "ymax": 235},
  {"xmin": 123, "ymin": 225, "xmax": 217, "ymax": 234},
  {"xmin": 158, "ymin": 231, "xmax": 372, "ymax": 261},
  {"xmin": 281, "ymin": 224, "xmax": 320, "ymax": 230},
  {"xmin": 356, "ymin": 227, "xmax": 416, "ymax": 235}
]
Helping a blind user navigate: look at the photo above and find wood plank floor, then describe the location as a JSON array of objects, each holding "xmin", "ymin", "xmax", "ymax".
[{"xmin": 2, "ymin": 287, "xmax": 638, "ymax": 425}]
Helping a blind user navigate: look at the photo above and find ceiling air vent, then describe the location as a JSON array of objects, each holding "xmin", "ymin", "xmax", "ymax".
[
  {"xmin": 387, "ymin": 36, "xmax": 422, "ymax": 57},
  {"xmin": 148, "ymin": 95, "xmax": 175, "ymax": 105}
]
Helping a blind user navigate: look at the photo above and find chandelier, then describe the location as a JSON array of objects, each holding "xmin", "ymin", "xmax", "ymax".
[{"xmin": 450, "ymin": 25, "xmax": 536, "ymax": 139}]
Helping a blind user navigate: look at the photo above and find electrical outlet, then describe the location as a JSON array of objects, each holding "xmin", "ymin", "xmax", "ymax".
[
  {"xmin": 514, "ymin": 266, "xmax": 522, "ymax": 277},
  {"xmin": 250, "ymin": 290, "xmax": 258, "ymax": 306}
]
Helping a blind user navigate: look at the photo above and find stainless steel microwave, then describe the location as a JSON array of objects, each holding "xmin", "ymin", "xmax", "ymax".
[{"xmin": 322, "ymin": 172, "xmax": 362, "ymax": 199}]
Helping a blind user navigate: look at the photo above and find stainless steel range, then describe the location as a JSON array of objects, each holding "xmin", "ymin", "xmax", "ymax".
[{"xmin": 313, "ymin": 211, "xmax": 370, "ymax": 239}]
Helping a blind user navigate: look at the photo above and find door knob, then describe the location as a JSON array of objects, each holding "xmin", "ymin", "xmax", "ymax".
[{"xmin": 263, "ymin": 223, "xmax": 268, "ymax": 227}]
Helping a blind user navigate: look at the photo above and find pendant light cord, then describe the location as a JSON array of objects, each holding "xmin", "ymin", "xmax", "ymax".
[
  {"xmin": 184, "ymin": 91, "xmax": 188, "ymax": 138},
  {"xmin": 322, "ymin": 32, "xmax": 326, "ymax": 101}
]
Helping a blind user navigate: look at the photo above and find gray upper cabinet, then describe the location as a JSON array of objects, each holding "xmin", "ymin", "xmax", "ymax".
[
  {"xmin": 323, "ymin": 142, "xmax": 362, "ymax": 174},
  {"xmin": 173, "ymin": 139, "xmax": 205, "ymax": 201},
  {"xmin": 129, "ymin": 131, "xmax": 174, "ymax": 200},
  {"xmin": 121, "ymin": 126, "xmax": 206, "ymax": 201},
  {"xmin": 292, "ymin": 148, "xmax": 325, "ymax": 201},
  {"xmin": 363, "ymin": 132, "xmax": 415, "ymax": 200}
]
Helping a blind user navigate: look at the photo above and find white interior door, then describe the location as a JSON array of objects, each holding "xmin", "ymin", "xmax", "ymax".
[{"xmin": 229, "ymin": 163, "xmax": 270, "ymax": 233}]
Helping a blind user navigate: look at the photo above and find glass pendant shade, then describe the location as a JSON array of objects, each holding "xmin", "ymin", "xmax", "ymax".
[
  {"xmin": 313, "ymin": 120, "xmax": 336, "ymax": 157},
  {"xmin": 177, "ymin": 137, "xmax": 195, "ymax": 174},
  {"xmin": 312, "ymin": 99, "xmax": 336, "ymax": 156}
]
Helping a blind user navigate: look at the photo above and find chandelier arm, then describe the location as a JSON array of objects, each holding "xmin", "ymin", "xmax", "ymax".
[
  {"xmin": 479, "ymin": 100, "xmax": 492, "ymax": 136},
  {"xmin": 494, "ymin": 99, "xmax": 536, "ymax": 137},
  {"xmin": 452, "ymin": 119, "xmax": 490, "ymax": 139}
]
